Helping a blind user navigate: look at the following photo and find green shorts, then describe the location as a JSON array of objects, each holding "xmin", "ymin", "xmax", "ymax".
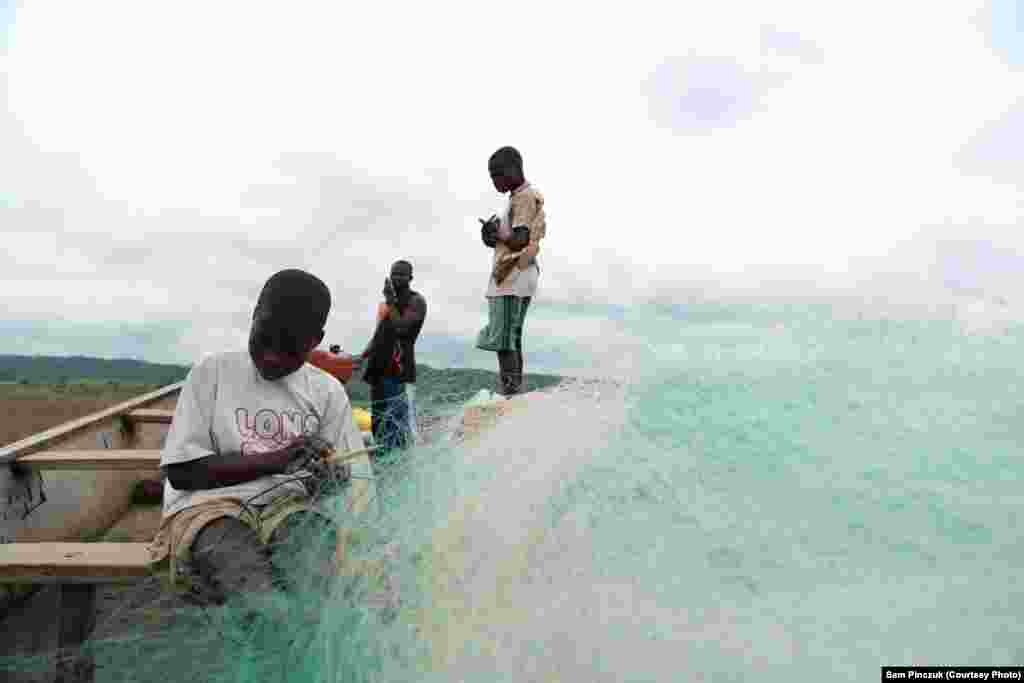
[{"xmin": 475, "ymin": 296, "xmax": 532, "ymax": 352}]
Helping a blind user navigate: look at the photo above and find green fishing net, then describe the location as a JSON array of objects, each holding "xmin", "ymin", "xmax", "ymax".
[{"xmin": 2, "ymin": 301, "xmax": 1022, "ymax": 682}]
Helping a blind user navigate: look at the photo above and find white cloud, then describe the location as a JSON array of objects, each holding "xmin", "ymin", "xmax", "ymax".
[
  {"xmin": 958, "ymin": 99, "xmax": 1024, "ymax": 187},
  {"xmin": 648, "ymin": 55, "xmax": 773, "ymax": 135},
  {"xmin": 760, "ymin": 25, "xmax": 825, "ymax": 64},
  {"xmin": 2, "ymin": 0, "xmax": 1023, "ymax": 367}
]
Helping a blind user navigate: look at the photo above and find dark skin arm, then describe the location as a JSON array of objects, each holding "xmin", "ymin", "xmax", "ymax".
[
  {"xmin": 164, "ymin": 439, "xmax": 310, "ymax": 491},
  {"xmin": 361, "ymin": 298, "xmax": 394, "ymax": 360},
  {"xmin": 359, "ymin": 290, "xmax": 424, "ymax": 361},
  {"xmin": 360, "ymin": 324, "xmax": 384, "ymax": 361},
  {"xmin": 384, "ymin": 294, "xmax": 426, "ymax": 339}
]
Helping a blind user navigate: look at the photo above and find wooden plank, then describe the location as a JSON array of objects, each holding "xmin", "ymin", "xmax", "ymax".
[
  {"xmin": 0, "ymin": 382, "xmax": 184, "ymax": 464},
  {"xmin": 125, "ymin": 409, "xmax": 174, "ymax": 425},
  {"xmin": 55, "ymin": 584, "xmax": 96, "ymax": 683},
  {"xmin": 16, "ymin": 450, "xmax": 161, "ymax": 472},
  {"xmin": 0, "ymin": 543, "xmax": 154, "ymax": 584}
]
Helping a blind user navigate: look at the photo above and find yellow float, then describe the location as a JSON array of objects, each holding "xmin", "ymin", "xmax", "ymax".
[{"xmin": 352, "ymin": 406, "xmax": 372, "ymax": 432}]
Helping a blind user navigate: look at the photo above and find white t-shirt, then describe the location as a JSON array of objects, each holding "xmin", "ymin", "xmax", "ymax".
[
  {"xmin": 160, "ymin": 350, "xmax": 364, "ymax": 519},
  {"xmin": 485, "ymin": 189, "xmax": 541, "ymax": 299}
]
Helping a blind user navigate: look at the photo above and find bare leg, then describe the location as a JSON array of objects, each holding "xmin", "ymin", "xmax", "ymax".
[
  {"xmin": 509, "ymin": 296, "xmax": 530, "ymax": 395},
  {"xmin": 513, "ymin": 350, "xmax": 525, "ymax": 394},
  {"xmin": 497, "ymin": 351, "xmax": 517, "ymax": 396},
  {"xmin": 190, "ymin": 517, "xmax": 275, "ymax": 605}
]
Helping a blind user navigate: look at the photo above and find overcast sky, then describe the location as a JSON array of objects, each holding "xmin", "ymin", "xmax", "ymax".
[{"xmin": 1, "ymin": 0, "xmax": 1022, "ymax": 373}]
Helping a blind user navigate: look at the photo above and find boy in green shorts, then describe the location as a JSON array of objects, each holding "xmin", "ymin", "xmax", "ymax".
[{"xmin": 476, "ymin": 146, "xmax": 547, "ymax": 396}]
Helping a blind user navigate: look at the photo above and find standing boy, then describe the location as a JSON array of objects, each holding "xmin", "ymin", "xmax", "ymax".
[
  {"xmin": 476, "ymin": 146, "xmax": 546, "ymax": 396},
  {"xmin": 361, "ymin": 260, "xmax": 427, "ymax": 453}
]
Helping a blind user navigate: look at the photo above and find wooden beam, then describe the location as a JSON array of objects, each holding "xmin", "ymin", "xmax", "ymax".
[
  {"xmin": 125, "ymin": 409, "xmax": 174, "ymax": 425},
  {"xmin": 17, "ymin": 450, "xmax": 161, "ymax": 471},
  {"xmin": 0, "ymin": 543, "xmax": 155, "ymax": 584},
  {"xmin": 0, "ymin": 382, "xmax": 184, "ymax": 464}
]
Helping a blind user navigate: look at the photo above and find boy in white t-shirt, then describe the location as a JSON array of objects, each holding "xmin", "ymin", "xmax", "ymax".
[
  {"xmin": 476, "ymin": 146, "xmax": 546, "ymax": 396},
  {"xmin": 149, "ymin": 269, "xmax": 364, "ymax": 604}
]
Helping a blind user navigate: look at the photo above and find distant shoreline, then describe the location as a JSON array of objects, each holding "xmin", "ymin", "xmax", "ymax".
[{"xmin": 0, "ymin": 354, "xmax": 567, "ymax": 410}]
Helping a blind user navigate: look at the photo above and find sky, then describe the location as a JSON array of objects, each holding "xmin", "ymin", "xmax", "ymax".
[{"xmin": 1, "ymin": 0, "xmax": 1023, "ymax": 375}]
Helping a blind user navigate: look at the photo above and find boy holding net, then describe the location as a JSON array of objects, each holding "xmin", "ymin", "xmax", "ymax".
[{"xmin": 149, "ymin": 269, "xmax": 364, "ymax": 606}]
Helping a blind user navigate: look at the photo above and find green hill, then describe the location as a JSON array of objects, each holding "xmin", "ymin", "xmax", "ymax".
[
  {"xmin": 0, "ymin": 355, "xmax": 565, "ymax": 408},
  {"xmin": 0, "ymin": 355, "xmax": 189, "ymax": 386}
]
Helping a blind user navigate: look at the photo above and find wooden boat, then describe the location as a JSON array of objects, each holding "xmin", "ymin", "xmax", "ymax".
[
  {"xmin": 0, "ymin": 375, "xmax": 378, "ymax": 680},
  {"xmin": 0, "ymin": 383, "xmax": 184, "ymax": 556},
  {"xmin": 0, "ymin": 366, "xmax": 556, "ymax": 680}
]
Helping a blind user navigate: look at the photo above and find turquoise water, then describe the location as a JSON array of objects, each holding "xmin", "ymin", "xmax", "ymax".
[
  {"xmin": 368, "ymin": 302, "xmax": 1023, "ymax": 681},
  {"xmin": 6, "ymin": 300, "xmax": 1022, "ymax": 681}
]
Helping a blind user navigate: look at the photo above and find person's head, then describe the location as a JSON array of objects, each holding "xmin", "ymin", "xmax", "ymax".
[
  {"xmin": 249, "ymin": 269, "xmax": 331, "ymax": 381},
  {"xmin": 488, "ymin": 146, "xmax": 524, "ymax": 193},
  {"xmin": 389, "ymin": 260, "xmax": 413, "ymax": 294}
]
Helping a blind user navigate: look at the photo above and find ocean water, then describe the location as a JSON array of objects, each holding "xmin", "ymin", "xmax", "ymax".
[
  {"xmin": 342, "ymin": 300, "xmax": 1022, "ymax": 682},
  {"xmin": 8, "ymin": 299, "xmax": 1023, "ymax": 682}
]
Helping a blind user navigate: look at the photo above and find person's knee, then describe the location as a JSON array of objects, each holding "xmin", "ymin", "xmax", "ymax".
[
  {"xmin": 193, "ymin": 517, "xmax": 260, "ymax": 557},
  {"xmin": 191, "ymin": 516, "xmax": 272, "ymax": 597}
]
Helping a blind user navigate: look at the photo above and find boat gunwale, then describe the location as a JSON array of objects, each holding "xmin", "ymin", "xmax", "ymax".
[{"xmin": 0, "ymin": 382, "xmax": 185, "ymax": 464}]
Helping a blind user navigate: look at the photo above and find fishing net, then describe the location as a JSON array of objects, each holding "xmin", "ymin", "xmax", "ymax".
[{"xmin": 2, "ymin": 300, "xmax": 1023, "ymax": 681}]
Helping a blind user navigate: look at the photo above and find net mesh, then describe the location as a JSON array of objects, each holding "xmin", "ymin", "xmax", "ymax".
[{"xmin": 2, "ymin": 300, "xmax": 1023, "ymax": 681}]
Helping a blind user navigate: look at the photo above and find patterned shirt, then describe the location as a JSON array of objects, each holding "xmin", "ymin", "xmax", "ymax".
[
  {"xmin": 486, "ymin": 182, "xmax": 547, "ymax": 298},
  {"xmin": 160, "ymin": 351, "xmax": 361, "ymax": 519}
]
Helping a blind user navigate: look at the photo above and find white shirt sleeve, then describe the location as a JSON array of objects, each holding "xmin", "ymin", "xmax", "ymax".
[{"xmin": 160, "ymin": 357, "xmax": 217, "ymax": 467}]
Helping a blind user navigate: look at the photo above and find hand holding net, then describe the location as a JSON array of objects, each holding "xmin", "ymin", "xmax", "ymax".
[{"xmin": 281, "ymin": 436, "xmax": 352, "ymax": 496}]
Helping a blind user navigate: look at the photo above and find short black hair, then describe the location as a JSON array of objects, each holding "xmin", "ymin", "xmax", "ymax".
[
  {"xmin": 489, "ymin": 146, "xmax": 523, "ymax": 172},
  {"xmin": 256, "ymin": 269, "xmax": 331, "ymax": 337},
  {"xmin": 392, "ymin": 259, "xmax": 413, "ymax": 274}
]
